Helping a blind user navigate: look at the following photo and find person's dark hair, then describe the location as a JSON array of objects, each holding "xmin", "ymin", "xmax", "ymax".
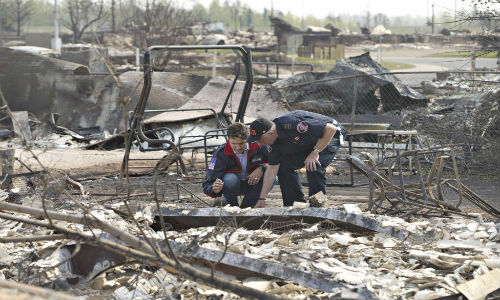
[{"xmin": 227, "ymin": 122, "xmax": 249, "ymax": 140}]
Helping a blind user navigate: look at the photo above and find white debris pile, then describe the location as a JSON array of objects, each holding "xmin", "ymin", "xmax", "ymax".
[
  {"xmin": 225, "ymin": 31, "xmax": 277, "ymax": 48},
  {"xmin": 166, "ymin": 212, "xmax": 500, "ymax": 299},
  {"xmin": 0, "ymin": 195, "xmax": 499, "ymax": 300},
  {"xmin": 422, "ymin": 73, "xmax": 500, "ymax": 94}
]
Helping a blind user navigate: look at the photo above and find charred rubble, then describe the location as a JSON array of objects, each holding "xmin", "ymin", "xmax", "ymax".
[
  {"xmin": 0, "ymin": 37, "xmax": 500, "ymax": 300},
  {"xmin": 271, "ymin": 52, "xmax": 428, "ymax": 116}
]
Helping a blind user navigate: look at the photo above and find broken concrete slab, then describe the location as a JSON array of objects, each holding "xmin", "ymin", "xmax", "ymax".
[{"xmin": 153, "ymin": 207, "xmax": 430, "ymax": 243}]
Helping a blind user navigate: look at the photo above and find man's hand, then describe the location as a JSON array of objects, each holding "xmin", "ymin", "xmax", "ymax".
[
  {"xmin": 254, "ymin": 199, "xmax": 266, "ymax": 208},
  {"xmin": 247, "ymin": 166, "xmax": 263, "ymax": 185},
  {"xmin": 212, "ymin": 178, "xmax": 224, "ymax": 193},
  {"xmin": 304, "ymin": 151, "xmax": 321, "ymax": 171}
]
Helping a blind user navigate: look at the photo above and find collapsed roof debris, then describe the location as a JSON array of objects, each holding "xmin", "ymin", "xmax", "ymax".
[
  {"xmin": 272, "ymin": 52, "xmax": 428, "ymax": 115},
  {"xmin": 0, "ymin": 48, "xmax": 123, "ymax": 133},
  {"xmin": 225, "ymin": 31, "xmax": 277, "ymax": 49},
  {"xmin": 1, "ymin": 193, "xmax": 499, "ymax": 299},
  {"xmin": 162, "ymin": 213, "xmax": 500, "ymax": 299},
  {"xmin": 86, "ymin": 76, "xmax": 287, "ymax": 151},
  {"xmin": 1, "ymin": 35, "xmax": 500, "ymax": 300}
]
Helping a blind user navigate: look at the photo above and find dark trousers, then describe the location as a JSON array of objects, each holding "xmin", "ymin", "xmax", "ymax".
[
  {"xmin": 222, "ymin": 173, "xmax": 263, "ymax": 208},
  {"xmin": 278, "ymin": 136, "xmax": 340, "ymax": 206}
]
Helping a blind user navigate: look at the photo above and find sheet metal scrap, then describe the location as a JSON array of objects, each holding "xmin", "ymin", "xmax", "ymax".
[
  {"xmin": 345, "ymin": 148, "xmax": 500, "ymax": 219},
  {"xmin": 152, "ymin": 206, "xmax": 431, "ymax": 243},
  {"xmin": 163, "ymin": 240, "xmax": 375, "ymax": 298}
]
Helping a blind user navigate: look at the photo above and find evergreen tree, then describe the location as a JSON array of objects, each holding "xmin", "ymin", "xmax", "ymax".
[{"xmin": 245, "ymin": 7, "xmax": 252, "ymax": 28}]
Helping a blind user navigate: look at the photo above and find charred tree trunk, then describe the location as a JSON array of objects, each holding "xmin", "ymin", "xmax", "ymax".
[
  {"xmin": 111, "ymin": 0, "xmax": 115, "ymax": 33},
  {"xmin": 66, "ymin": 0, "xmax": 105, "ymax": 43},
  {"xmin": 16, "ymin": 0, "xmax": 20, "ymax": 36}
]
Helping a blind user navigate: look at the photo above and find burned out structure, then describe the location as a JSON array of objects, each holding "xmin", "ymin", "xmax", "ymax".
[
  {"xmin": 0, "ymin": 33, "xmax": 500, "ymax": 300},
  {"xmin": 271, "ymin": 16, "xmax": 500, "ymax": 47},
  {"xmin": 271, "ymin": 17, "xmax": 343, "ymax": 48},
  {"xmin": 272, "ymin": 52, "xmax": 428, "ymax": 118},
  {"xmin": 0, "ymin": 48, "xmax": 216, "ymax": 137},
  {"xmin": 0, "ymin": 48, "xmax": 122, "ymax": 133}
]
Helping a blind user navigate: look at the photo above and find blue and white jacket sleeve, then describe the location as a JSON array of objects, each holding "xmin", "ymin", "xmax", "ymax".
[{"xmin": 202, "ymin": 155, "xmax": 225, "ymax": 198}]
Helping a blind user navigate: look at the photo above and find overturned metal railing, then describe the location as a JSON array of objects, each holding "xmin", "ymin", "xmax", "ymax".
[{"xmin": 346, "ymin": 146, "xmax": 500, "ymax": 219}]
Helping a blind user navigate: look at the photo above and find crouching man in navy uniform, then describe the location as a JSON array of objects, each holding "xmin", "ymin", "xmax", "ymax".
[
  {"xmin": 247, "ymin": 110, "xmax": 346, "ymax": 207},
  {"xmin": 202, "ymin": 122, "xmax": 269, "ymax": 208}
]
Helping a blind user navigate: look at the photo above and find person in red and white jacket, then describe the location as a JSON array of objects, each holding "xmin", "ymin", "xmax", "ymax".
[{"xmin": 202, "ymin": 122, "xmax": 269, "ymax": 208}]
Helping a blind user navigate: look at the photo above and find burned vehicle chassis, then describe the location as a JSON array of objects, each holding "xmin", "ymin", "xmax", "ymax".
[{"xmin": 121, "ymin": 45, "xmax": 254, "ymax": 175}]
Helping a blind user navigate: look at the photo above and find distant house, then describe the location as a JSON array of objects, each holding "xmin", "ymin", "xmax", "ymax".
[{"xmin": 270, "ymin": 17, "xmax": 340, "ymax": 47}]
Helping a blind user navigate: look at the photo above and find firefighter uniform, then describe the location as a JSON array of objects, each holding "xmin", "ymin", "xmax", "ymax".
[
  {"xmin": 202, "ymin": 141, "xmax": 268, "ymax": 208},
  {"xmin": 268, "ymin": 110, "xmax": 346, "ymax": 206}
]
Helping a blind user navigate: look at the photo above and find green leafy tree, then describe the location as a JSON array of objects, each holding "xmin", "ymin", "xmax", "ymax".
[
  {"xmin": 245, "ymin": 7, "xmax": 252, "ymax": 27},
  {"xmin": 192, "ymin": 3, "xmax": 208, "ymax": 22},
  {"xmin": 28, "ymin": 0, "xmax": 55, "ymax": 27},
  {"xmin": 208, "ymin": 0, "xmax": 226, "ymax": 22}
]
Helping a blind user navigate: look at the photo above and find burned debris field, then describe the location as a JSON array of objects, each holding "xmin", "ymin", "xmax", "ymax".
[{"xmin": 1, "ymin": 12, "xmax": 500, "ymax": 300}]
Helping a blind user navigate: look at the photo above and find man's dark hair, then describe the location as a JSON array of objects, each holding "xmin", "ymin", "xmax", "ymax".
[{"xmin": 227, "ymin": 122, "xmax": 249, "ymax": 140}]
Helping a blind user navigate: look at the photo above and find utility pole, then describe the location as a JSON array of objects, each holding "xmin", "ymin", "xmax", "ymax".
[
  {"xmin": 432, "ymin": 4, "xmax": 435, "ymax": 34},
  {"xmin": 51, "ymin": 0, "xmax": 61, "ymax": 50},
  {"xmin": 496, "ymin": 48, "xmax": 500, "ymax": 71},
  {"xmin": 377, "ymin": 35, "xmax": 382, "ymax": 63},
  {"xmin": 0, "ymin": 0, "xmax": 3, "ymax": 47},
  {"xmin": 111, "ymin": 0, "xmax": 116, "ymax": 33},
  {"xmin": 454, "ymin": 0, "xmax": 457, "ymax": 23},
  {"xmin": 366, "ymin": 0, "xmax": 370, "ymax": 28}
]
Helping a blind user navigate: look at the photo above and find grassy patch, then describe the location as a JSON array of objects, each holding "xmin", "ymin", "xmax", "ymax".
[
  {"xmin": 290, "ymin": 57, "xmax": 414, "ymax": 70},
  {"xmin": 427, "ymin": 50, "xmax": 499, "ymax": 58},
  {"xmin": 291, "ymin": 57, "xmax": 415, "ymax": 70},
  {"xmin": 292, "ymin": 56, "xmax": 337, "ymax": 65},
  {"xmin": 380, "ymin": 61, "xmax": 415, "ymax": 70}
]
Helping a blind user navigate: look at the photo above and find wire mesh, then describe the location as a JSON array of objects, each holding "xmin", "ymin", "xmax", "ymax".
[
  {"xmin": 273, "ymin": 70, "xmax": 500, "ymax": 202},
  {"xmin": 135, "ymin": 46, "xmax": 500, "ymax": 203}
]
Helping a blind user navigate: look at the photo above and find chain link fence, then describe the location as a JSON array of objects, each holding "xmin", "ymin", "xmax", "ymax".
[
  {"xmin": 272, "ymin": 70, "xmax": 500, "ymax": 195},
  {"xmin": 138, "ymin": 47, "xmax": 499, "ymax": 204}
]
